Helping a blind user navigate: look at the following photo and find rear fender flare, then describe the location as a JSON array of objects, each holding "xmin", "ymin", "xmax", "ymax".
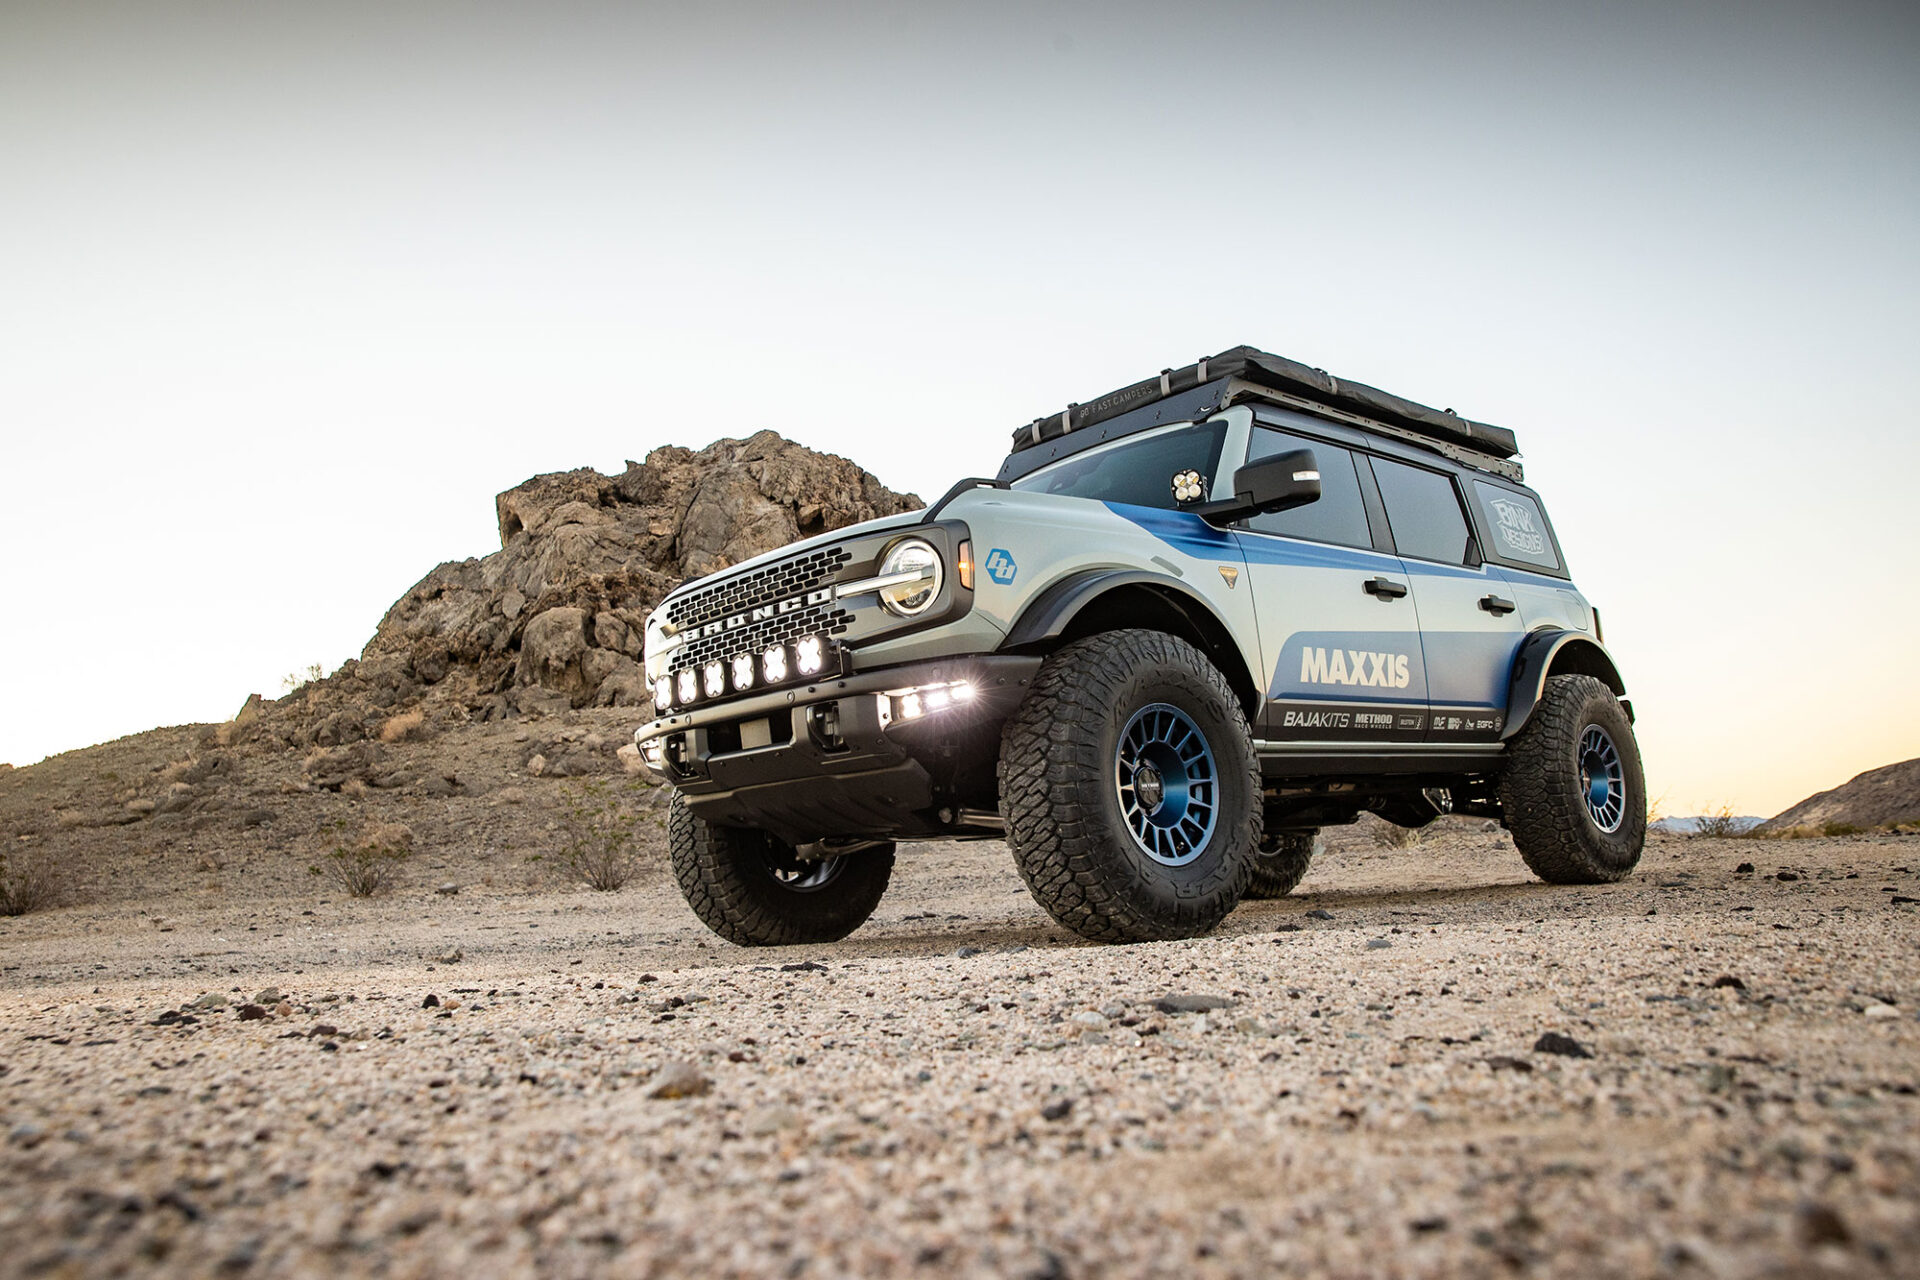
[{"xmin": 1502, "ymin": 630, "xmax": 1630, "ymax": 740}]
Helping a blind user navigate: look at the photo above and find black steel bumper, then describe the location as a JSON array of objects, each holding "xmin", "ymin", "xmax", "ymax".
[{"xmin": 632, "ymin": 655, "xmax": 1043, "ymax": 845}]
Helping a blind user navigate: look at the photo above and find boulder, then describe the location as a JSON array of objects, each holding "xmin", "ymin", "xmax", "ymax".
[{"xmin": 516, "ymin": 607, "xmax": 592, "ymax": 702}]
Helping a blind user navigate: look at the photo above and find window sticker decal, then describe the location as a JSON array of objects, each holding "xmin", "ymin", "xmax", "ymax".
[{"xmin": 1486, "ymin": 496, "xmax": 1546, "ymax": 556}]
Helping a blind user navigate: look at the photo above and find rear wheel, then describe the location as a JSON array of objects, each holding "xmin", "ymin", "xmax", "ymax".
[
  {"xmin": 667, "ymin": 794, "xmax": 893, "ymax": 945},
  {"xmin": 1499, "ymin": 674, "xmax": 1646, "ymax": 884},
  {"xmin": 998, "ymin": 629, "xmax": 1260, "ymax": 943},
  {"xmin": 1245, "ymin": 830, "xmax": 1320, "ymax": 899}
]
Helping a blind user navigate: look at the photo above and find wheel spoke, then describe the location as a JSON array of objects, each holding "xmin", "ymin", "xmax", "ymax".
[{"xmin": 1111, "ymin": 702, "xmax": 1221, "ymax": 867}]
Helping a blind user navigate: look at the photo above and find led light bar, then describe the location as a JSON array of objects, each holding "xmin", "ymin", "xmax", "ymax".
[
  {"xmin": 659, "ymin": 634, "xmax": 833, "ymax": 713},
  {"xmin": 877, "ymin": 679, "xmax": 975, "ymax": 727}
]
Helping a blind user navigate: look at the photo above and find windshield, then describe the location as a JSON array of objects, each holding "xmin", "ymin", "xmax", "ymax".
[{"xmin": 1010, "ymin": 421, "xmax": 1228, "ymax": 510}]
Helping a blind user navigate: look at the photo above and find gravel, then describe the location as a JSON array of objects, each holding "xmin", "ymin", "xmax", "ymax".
[{"xmin": 0, "ymin": 828, "xmax": 1916, "ymax": 1276}]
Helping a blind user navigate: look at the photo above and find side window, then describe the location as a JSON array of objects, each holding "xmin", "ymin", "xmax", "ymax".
[
  {"xmin": 1244, "ymin": 428, "xmax": 1372, "ymax": 549},
  {"xmin": 1009, "ymin": 421, "xmax": 1227, "ymax": 511},
  {"xmin": 1471, "ymin": 481, "xmax": 1561, "ymax": 572},
  {"xmin": 1369, "ymin": 456, "xmax": 1474, "ymax": 565}
]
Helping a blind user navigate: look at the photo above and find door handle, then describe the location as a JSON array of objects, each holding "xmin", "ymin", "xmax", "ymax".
[
  {"xmin": 1363, "ymin": 577, "xmax": 1409, "ymax": 600},
  {"xmin": 1479, "ymin": 594, "xmax": 1517, "ymax": 616}
]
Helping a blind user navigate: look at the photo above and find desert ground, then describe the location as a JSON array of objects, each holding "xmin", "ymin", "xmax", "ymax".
[{"xmin": 3, "ymin": 809, "xmax": 1916, "ymax": 1278}]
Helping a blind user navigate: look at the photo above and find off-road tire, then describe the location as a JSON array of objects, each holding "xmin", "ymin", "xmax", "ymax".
[
  {"xmin": 998, "ymin": 629, "xmax": 1260, "ymax": 943},
  {"xmin": 1499, "ymin": 674, "xmax": 1646, "ymax": 884},
  {"xmin": 1245, "ymin": 831, "xmax": 1320, "ymax": 899},
  {"xmin": 668, "ymin": 795, "xmax": 894, "ymax": 946}
]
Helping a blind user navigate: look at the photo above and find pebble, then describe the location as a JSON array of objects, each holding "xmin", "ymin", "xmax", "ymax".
[
  {"xmin": 1533, "ymin": 1031, "xmax": 1594, "ymax": 1058},
  {"xmin": 191, "ymin": 993, "xmax": 228, "ymax": 1010},
  {"xmin": 648, "ymin": 1061, "xmax": 712, "ymax": 1100},
  {"xmin": 237, "ymin": 1004, "xmax": 268, "ymax": 1021},
  {"xmin": 1366, "ymin": 939, "xmax": 1392, "ymax": 950},
  {"xmin": 744, "ymin": 1105, "xmax": 801, "ymax": 1136},
  {"xmin": 1155, "ymin": 994, "xmax": 1235, "ymax": 1014},
  {"xmin": 1863, "ymin": 1003, "xmax": 1898, "ymax": 1020},
  {"xmin": 1792, "ymin": 1202, "xmax": 1851, "ymax": 1247},
  {"xmin": 1040, "ymin": 1098, "xmax": 1074, "ymax": 1122},
  {"xmin": 253, "ymin": 988, "xmax": 282, "ymax": 1005},
  {"xmin": 1306, "ymin": 909, "xmax": 1334, "ymax": 920},
  {"xmin": 436, "ymin": 949, "xmax": 463, "ymax": 965},
  {"xmin": 436, "ymin": 883, "xmax": 460, "ymax": 896}
]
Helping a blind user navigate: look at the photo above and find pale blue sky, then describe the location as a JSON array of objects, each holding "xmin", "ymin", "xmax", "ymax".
[{"xmin": 3, "ymin": 1, "xmax": 1915, "ymax": 815}]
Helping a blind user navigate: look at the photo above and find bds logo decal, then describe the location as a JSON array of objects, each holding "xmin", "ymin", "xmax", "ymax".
[{"xmin": 984, "ymin": 548, "xmax": 1017, "ymax": 585}]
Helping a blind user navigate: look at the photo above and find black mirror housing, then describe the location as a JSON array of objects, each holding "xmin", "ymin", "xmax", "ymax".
[{"xmin": 1193, "ymin": 448, "xmax": 1322, "ymax": 524}]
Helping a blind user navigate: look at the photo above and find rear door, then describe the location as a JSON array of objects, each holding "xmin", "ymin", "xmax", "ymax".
[
  {"xmin": 1365, "ymin": 454, "xmax": 1528, "ymax": 741},
  {"xmin": 1237, "ymin": 426, "xmax": 1429, "ymax": 745}
]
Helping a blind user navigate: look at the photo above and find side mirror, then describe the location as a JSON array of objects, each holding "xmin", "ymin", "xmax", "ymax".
[{"xmin": 1193, "ymin": 448, "xmax": 1322, "ymax": 524}]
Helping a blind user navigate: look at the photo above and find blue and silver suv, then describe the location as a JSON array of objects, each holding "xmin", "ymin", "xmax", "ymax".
[{"xmin": 634, "ymin": 347, "xmax": 1645, "ymax": 945}]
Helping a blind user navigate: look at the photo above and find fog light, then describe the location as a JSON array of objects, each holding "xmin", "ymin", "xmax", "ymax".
[
  {"xmin": 703, "ymin": 661, "xmax": 725, "ymax": 697},
  {"xmin": 731, "ymin": 654, "xmax": 755, "ymax": 690},
  {"xmin": 640, "ymin": 739, "xmax": 665, "ymax": 767},
  {"xmin": 677, "ymin": 670, "xmax": 698, "ymax": 704},
  {"xmin": 877, "ymin": 678, "xmax": 978, "ymax": 728},
  {"xmin": 795, "ymin": 635, "xmax": 824, "ymax": 675},
  {"xmin": 763, "ymin": 644, "xmax": 789, "ymax": 682}
]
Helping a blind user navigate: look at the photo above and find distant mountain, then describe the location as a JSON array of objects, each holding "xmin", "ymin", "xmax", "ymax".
[
  {"xmin": 1652, "ymin": 815, "xmax": 1763, "ymax": 835},
  {"xmin": 1753, "ymin": 758, "xmax": 1920, "ymax": 835}
]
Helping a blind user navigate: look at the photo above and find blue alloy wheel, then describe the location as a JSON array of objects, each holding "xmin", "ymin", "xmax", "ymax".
[
  {"xmin": 1578, "ymin": 724, "xmax": 1626, "ymax": 833},
  {"xmin": 763, "ymin": 848, "xmax": 847, "ymax": 892},
  {"xmin": 1114, "ymin": 702, "xmax": 1220, "ymax": 866}
]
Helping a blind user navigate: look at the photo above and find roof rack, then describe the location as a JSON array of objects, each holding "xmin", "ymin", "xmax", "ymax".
[{"xmin": 1009, "ymin": 346, "xmax": 1523, "ymax": 479}]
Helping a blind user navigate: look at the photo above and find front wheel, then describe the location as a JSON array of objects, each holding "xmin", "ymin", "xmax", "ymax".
[
  {"xmin": 998, "ymin": 629, "xmax": 1260, "ymax": 943},
  {"xmin": 667, "ymin": 795, "xmax": 894, "ymax": 945},
  {"xmin": 1499, "ymin": 674, "xmax": 1646, "ymax": 884}
]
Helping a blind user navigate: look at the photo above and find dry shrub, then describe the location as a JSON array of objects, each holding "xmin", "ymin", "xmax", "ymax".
[
  {"xmin": 317, "ymin": 822, "xmax": 413, "ymax": 897},
  {"xmin": 557, "ymin": 780, "xmax": 644, "ymax": 891},
  {"xmin": 1, "ymin": 844, "xmax": 60, "ymax": 915},
  {"xmin": 378, "ymin": 709, "xmax": 426, "ymax": 743},
  {"xmin": 1694, "ymin": 804, "xmax": 1745, "ymax": 839},
  {"xmin": 1371, "ymin": 819, "xmax": 1426, "ymax": 849},
  {"xmin": 1821, "ymin": 821, "xmax": 1864, "ymax": 838}
]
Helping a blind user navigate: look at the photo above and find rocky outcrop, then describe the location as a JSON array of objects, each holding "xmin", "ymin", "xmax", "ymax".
[
  {"xmin": 263, "ymin": 431, "xmax": 917, "ymax": 747},
  {"xmin": 1753, "ymin": 757, "xmax": 1920, "ymax": 834}
]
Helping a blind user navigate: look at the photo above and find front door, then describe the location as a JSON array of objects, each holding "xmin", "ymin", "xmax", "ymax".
[{"xmin": 1237, "ymin": 426, "xmax": 1429, "ymax": 746}]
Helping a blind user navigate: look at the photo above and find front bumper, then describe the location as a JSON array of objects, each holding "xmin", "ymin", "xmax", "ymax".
[{"xmin": 632, "ymin": 654, "xmax": 1043, "ymax": 845}]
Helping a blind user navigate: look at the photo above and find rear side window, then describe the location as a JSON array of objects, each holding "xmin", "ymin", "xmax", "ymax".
[
  {"xmin": 1244, "ymin": 427, "xmax": 1372, "ymax": 549},
  {"xmin": 1472, "ymin": 481, "xmax": 1561, "ymax": 571},
  {"xmin": 1010, "ymin": 421, "xmax": 1228, "ymax": 511},
  {"xmin": 1369, "ymin": 456, "xmax": 1474, "ymax": 565}
]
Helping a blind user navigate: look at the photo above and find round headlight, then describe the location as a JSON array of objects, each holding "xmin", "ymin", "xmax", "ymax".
[{"xmin": 877, "ymin": 538, "xmax": 942, "ymax": 617}]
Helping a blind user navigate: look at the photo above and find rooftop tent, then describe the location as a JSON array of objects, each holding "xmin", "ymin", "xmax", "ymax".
[{"xmin": 1008, "ymin": 346, "xmax": 1520, "ymax": 462}]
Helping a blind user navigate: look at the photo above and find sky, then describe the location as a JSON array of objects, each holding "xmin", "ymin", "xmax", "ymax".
[{"xmin": 2, "ymin": 0, "xmax": 1916, "ymax": 817}]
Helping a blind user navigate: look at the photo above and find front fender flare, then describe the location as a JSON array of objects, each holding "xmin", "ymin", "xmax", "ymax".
[
  {"xmin": 1502, "ymin": 630, "xmax": 1631, "ymax": 740},
  {"xmin": 1001, "ymin": 568, "xmax": 1222, "ymax": 649}
]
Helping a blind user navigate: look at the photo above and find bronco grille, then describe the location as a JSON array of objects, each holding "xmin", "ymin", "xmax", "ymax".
[{"xmin": 663, "ymin": 547, "xmax": 854, "ymax": 675}]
